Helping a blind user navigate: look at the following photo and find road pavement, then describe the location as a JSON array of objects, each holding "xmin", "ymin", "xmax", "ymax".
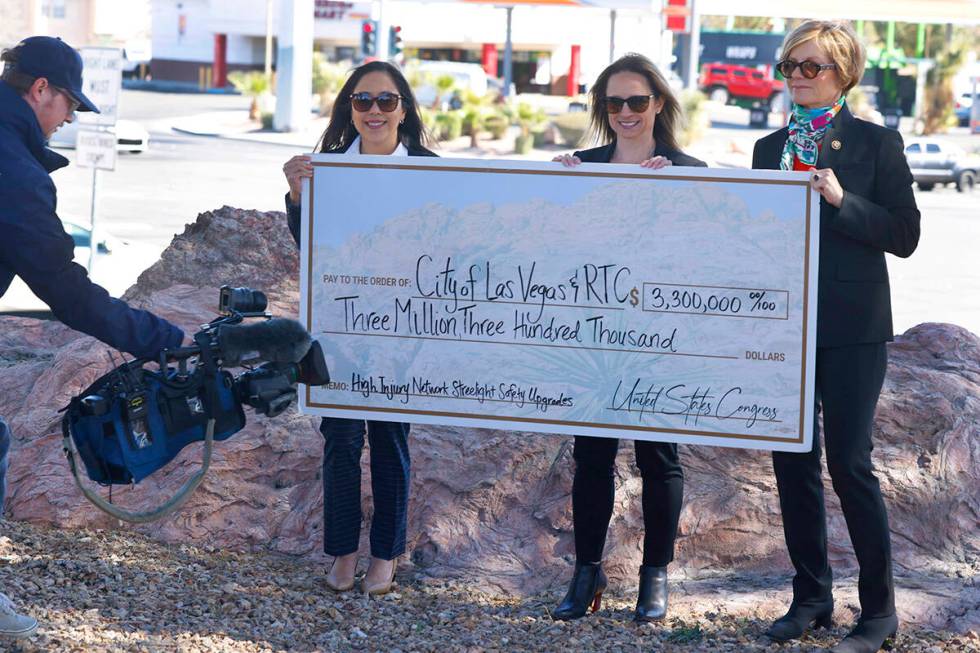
[{"xmin": 45, "ymin": 90, "xmax": 980, "ymax": 335}]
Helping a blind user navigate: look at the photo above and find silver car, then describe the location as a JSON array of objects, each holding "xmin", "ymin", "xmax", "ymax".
[{"xmin": 904, "ymin": 138, "xmax": 978, "ymax": 192}]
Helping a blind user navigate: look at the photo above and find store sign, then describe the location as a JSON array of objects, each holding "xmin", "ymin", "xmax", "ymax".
[
  {"xmin": 314, "ymin": 0, "xmax": 370, "ymax": 20},
  {"xmin": 77, "ymin": 47, "xmax": 122, "ymax": 127}
]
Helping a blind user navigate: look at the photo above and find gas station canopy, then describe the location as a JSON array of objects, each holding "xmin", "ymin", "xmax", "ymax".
[
  {"xmin": 458, "ymin": 0, "xmax": 653, "ymax": 6},
  {"xmin": 698, "ymin": 0, "xmax": 980, "ymax": 25}
]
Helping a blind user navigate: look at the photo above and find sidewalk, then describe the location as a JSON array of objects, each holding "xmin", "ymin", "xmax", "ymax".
[{"xmin": 167, "ymin": 109, "xmax": 749, "ymax": 165}]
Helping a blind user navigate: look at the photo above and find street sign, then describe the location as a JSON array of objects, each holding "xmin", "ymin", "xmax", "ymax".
[
  {"xmin": 78, "ymin": 47, "xmax": 123, "ymax": 127},
  {"xmin": 76, "ymin": 128, "xmax": 116, "ymax": 172}
]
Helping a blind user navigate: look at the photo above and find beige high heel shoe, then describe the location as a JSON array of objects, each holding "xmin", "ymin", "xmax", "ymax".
[
  {"xmin": 325, "ymin": 555, "xmax": 357, "ymax": 592},
  {"xmin": 362, "ymin": 558, "xmax": 397, "ymax": 596}
]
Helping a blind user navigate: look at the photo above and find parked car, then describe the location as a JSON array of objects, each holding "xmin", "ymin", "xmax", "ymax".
[
  {"xmin": 904, "ymin": 138, "xmax": 978, "ymax": 192},
  {"xmin": 954, "ymin": 92, "xmax": 974, "ymax": 127},
  {"xmin": 413, "ymin": 61, "xmax": 490, "ymax": 109},
  {"xmin": 48, "ymin": 118, "xmax": 150, "ymax": 153},
  {"xmin": 0, "ymin": 220, "xmax": 158, "ymax": 314},
  {"xmin": 699, "ymin": 62, "xmax": 784, "ymax": 108}
]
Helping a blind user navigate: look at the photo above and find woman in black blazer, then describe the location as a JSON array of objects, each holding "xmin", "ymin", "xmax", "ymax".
[
  {"xmin": 752, "ymin": 21, "xmax": 919, "ymax": 653},
  {"xmin": 552, "ymin": 53, "xmax": 705, "ymax": 623},
  {"xmin": 282, "ymin": 61, "xmax": 435, "ymax": 597}
]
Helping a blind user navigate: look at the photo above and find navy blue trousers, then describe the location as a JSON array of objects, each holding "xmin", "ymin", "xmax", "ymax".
[
  {"xmin": 0, "ymin": 416, "xmax": 9, "ymax": 511},
  {"xmin": 320, "ymin": 417, "xmax": 410, "ymax": 561}
]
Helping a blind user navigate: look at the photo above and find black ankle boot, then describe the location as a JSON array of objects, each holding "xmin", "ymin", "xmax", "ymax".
[
  {"xmin": 829, "ymin": 614, "xmax": 898, "ymax": 652},
  {"xmin": 765, "ymin": 599, "xmax": 835, "ymax": 642},
  {"xmin": 634, "ymin": 565, "xmax": 668, "ymax": 622},
  {"xmin": 553, "ymin": 562, "xmax": 608, "ymax": 621}
]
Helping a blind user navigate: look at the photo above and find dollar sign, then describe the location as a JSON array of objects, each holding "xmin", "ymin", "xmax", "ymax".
[{"xmin": 629, "ymin": 286, "xmax": 639, "ymax": 307}]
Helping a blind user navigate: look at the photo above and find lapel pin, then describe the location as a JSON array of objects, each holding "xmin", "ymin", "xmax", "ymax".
[{"xmin": 831, "ymin": 139, "xmax": 842, "ymax": 150}]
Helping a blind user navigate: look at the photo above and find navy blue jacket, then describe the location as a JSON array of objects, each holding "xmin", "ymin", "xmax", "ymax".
[{"xmin": 0, "ymin": 81, "xmax": 183, "ymax": 358}]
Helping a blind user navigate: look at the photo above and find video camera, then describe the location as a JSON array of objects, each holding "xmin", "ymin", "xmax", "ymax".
[{"xmin": 62, "ymin": 286, "xmax": 329, "ymax": 523}]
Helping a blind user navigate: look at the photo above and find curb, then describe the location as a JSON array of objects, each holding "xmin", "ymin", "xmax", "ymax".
[
  {"xmin": 170, "ymin": 124, "xmax": 314, "ymax": 148},
  {"xmin": 123, "ymin": 79, "xmax": 240, "ymax": 95}
]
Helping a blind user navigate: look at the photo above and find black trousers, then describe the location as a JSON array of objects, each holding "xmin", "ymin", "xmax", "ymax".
[
  {"xmin": 320, "ymin": 417, "xmax": 411, "ymax": 561},
  {"xmin": 773, "ymin": 343, "xmax": 895, "ymax": 618},
  {"xmin": 572, "ymin": 435, "xmax": 684, "ymax": 567}
]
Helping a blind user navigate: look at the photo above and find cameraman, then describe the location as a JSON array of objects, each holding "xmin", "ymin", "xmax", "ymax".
[{"xmin": 0, "ymin": 36, "xmax": 184, "ymax": 639}]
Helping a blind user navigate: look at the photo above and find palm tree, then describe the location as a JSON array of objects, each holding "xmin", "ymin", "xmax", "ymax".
[{"xmin": 228, "ymin": 71, "xmax": 271, "ymax": 121}]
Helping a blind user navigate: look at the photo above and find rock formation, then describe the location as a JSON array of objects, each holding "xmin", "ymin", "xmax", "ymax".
[{"xmin": 1, "ymin": 207, "xmax": 976, "ymax": 631}]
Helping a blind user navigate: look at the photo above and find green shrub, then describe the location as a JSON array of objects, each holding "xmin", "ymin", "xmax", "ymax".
[
  {"xmin": 434, "ymin": 111, "xmax": 463, "ymax": 141},
  {"xmin": 678, "ymin": 90, "xmax": 707, "ymax": 147},
  {"xmin": 312, "ymin": 53, "xmax": 349, "ymax": 116},
  {"xmin": 552, "ymin": 111, "xmax": 590, "ymax": 147},
  {"xmin": 461, "ymin": 108, "xmax": 482, "ymax": 137},
  {"xmin": 514, "ymin": 133, "xmax": 534, "ymax": 155},
  {"xmin": 483, "ymin": 114, "xmax": 509, "ymax": 139},
  {"xmin": 260, "ymin": 111, "xmax": 274, "ymax": 130},
  {"xmin": 228, "ymin": 71, "xmax": 271, "ymax": 120}
]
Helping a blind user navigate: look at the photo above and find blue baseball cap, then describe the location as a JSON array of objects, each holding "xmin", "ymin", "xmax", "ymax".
[{"xmin": 9, "ymin": 36, "xmax": 100, "ymax": 113}]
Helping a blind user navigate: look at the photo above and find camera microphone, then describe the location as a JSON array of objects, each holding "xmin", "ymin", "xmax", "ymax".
[{"xmin": 217, "ymin": 318, "xmax": 312, "ymax": 366}]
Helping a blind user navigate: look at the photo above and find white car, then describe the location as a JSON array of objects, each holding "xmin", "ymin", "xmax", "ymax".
[
  {"xmin": 0, "ymin": 221, "xmax": 159, "ymax": 314},
  {"xmin": 48, "ymin": 118, "xmax": 150, "ymax": 153},
  {"xmin": 413, "ymin": 61, "xmax": 491, "ymax": 108}
]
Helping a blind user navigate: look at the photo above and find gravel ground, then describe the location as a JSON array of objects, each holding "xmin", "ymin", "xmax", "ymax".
[{"xmin": 0, "ymin": 520, "xmax": 975, "ymax": 653}]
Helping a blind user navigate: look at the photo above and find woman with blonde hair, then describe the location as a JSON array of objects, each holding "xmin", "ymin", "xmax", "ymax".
[{"xmin": 752, "ymin": 20, "xmax": 919, "ymax": 653}]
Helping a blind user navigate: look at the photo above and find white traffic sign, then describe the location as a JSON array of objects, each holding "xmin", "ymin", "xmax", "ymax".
[
  {"xmin": 78, "ymin": 47, "xmax": 123, "ymax": 127},
  {"xmin": 76, "ymin": 128, "xmax": 116, "ymax": 171}
]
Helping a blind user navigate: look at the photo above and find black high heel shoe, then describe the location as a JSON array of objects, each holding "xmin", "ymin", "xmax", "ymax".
[
  {"xmin": 634, "ymin": 565, "xmax": 668, "ymax": 622},
  {"xmin": 828, "ymin": 614, "xmax": 898, "ymax": 653},
  {"xmin": 553, "ymin": 562, "xmax": 608, "ymax": 621},
  {"xmin": 765, "ymin": 599, "xmax": 835, "ymax": 642}
]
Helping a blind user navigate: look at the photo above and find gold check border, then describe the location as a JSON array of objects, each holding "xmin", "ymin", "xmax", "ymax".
[{"xmin": 305, "ymin": 161, "xmax": 813, "ymax": 445}]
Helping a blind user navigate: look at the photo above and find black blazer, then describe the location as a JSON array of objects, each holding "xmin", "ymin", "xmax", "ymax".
[
  {"xmin": 574, "ymin": 140, "xmax": 707, "ymax": 168},
  {"xmin": 752, "ymin": 105, "xmax": 920, "ymax": 347},
  {"xmin": 285, "ymin": 140, "xmax": 438, "ymax": 246}
]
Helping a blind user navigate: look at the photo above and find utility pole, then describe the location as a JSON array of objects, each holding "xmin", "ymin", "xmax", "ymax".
[
  {"xmin": 273, "ymin": 0, "xmax": 314, "ymax": 132},
  {"xmin": 685, "ymin": 0, "xmax": 700, "ymax": 90},
  {"xmin": 503, "ymin": 6, "xmax": 513, "ymax": 97},
  {"xmin": 376, "ymin": 0, "xmax": 390, "ymax": 61},
  {"xmin": 609, "ymin": 10, "xmax": 617, "ymax": 64},
  {"xmin": 265, "ymin": 0, "xmax": 274, "ymax": 79}
]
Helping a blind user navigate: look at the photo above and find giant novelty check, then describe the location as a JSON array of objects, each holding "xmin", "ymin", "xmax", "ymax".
[{"xmin": 299, "ymin": 157, "xmax": 819, "ymax": 452}]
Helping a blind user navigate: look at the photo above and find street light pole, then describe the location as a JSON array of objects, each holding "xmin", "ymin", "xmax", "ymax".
[
  {"xmin": 503, "ymin": 6, "xmax": 513, "ymax": 97},
  {"xmin": 609, "ymin": 9, "xmax": 617, "ymax": 64}
]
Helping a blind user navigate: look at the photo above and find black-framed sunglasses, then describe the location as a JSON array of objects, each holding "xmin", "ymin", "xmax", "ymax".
[
  {"xmin": 603, "ymin": 94, "xmax": 657, "ymax": 114},
  {"xmin": 350, "ymin": 92, "xmax": 404, "ymax": 113},
  {"xmin": 776, "ymin": 59, "xmax": 837, "ymax": 79},
  {"xmin": 53, "ymin": 86, "xmax": 80, "ymax": 113}
]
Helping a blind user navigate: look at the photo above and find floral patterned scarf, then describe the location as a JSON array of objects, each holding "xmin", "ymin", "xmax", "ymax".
[{"xmin": 780, "ymin": 95, "xmax": 845, "ymax": 171}]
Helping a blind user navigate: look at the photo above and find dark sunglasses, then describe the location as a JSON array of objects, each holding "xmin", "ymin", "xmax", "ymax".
[
  {"xmin": 350, "ymin": 92, "xmax": 404, "ymax": 113},
  {"xmin": 603, "ymin": 94, "xmax": 657, "ymax": 114},
  {"xmin": 776, "ymin": 59, "xmax": 837, "ymax": 79}
]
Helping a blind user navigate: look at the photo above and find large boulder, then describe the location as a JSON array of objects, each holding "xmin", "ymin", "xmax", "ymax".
[{"xmin": 1, "ymin": 207, "xmax": 976, "ymax": 630}]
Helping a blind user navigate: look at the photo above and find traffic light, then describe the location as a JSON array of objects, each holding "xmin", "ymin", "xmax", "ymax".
[
  {"xmin": 389, "ymin": 25, "xmax": 403, "ymax": 58},
  {"xmin": 360, "ymin": 20, "xmax": 378, "ymax": 58}
]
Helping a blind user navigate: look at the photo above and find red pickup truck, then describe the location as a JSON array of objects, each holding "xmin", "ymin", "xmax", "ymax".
[{"xmin": 699, "ymin": 63, "xmax": 784, "ymax": 108}]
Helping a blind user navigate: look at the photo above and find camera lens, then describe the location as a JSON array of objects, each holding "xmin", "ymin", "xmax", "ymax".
[{"xmin": 219, "ymin": 286, "xmax": 268, "ymax": 314}]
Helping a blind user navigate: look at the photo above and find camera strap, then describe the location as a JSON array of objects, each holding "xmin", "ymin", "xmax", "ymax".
[{"xmin": 62, "ymin": 415, "xmax": 216, "ymax": 524}]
